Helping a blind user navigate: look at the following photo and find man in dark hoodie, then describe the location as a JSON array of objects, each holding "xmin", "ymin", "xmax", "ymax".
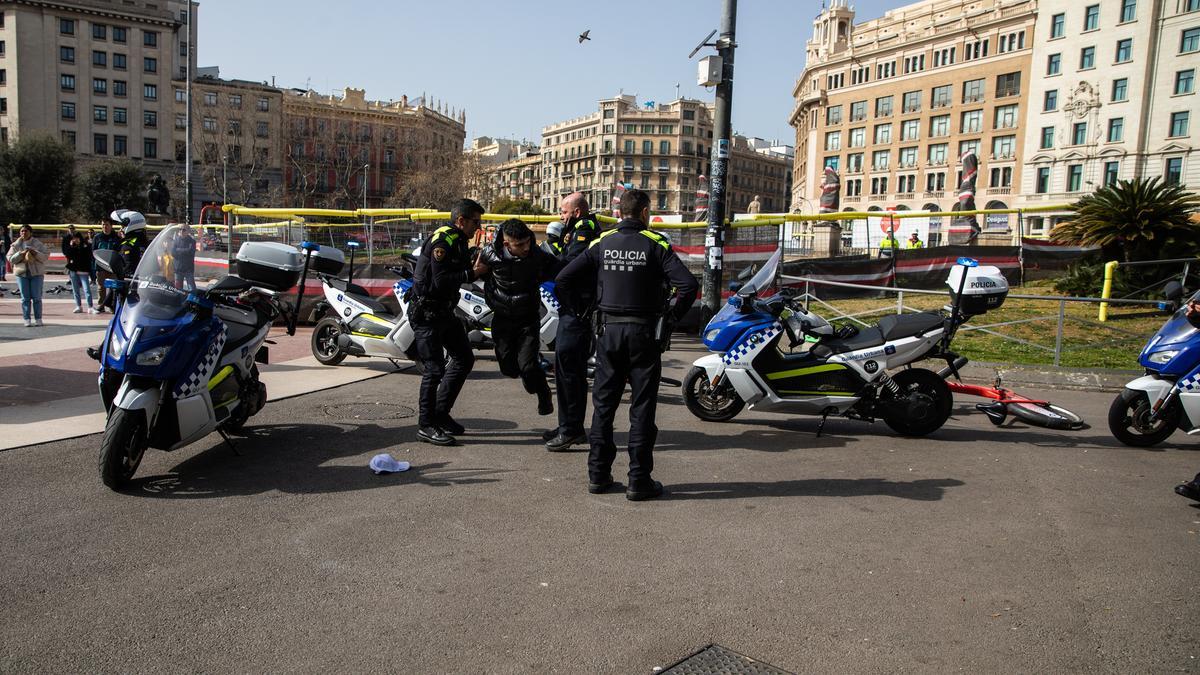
[{"xmin": 478, "ymin": 218, "xmax": 563, "ymax": 416}]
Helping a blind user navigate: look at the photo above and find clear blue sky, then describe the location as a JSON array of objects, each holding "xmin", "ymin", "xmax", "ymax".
[{"xmin": 198, "ymin": 0, "xmax": 894, "ymax": 147}]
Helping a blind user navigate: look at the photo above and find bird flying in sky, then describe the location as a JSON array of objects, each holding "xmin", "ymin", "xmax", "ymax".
[{"xmin": 578, "ymin": 30, "xmax": 591, "ymax": 43}]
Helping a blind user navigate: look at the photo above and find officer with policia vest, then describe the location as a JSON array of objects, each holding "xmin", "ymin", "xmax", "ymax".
[
  {"xmin": 410, "ymin": 198, "xmax": 488, "ymax": 446},
  {"xmin": 544, "ymin": 192, "xmax": 602, "ymax": 451},
  {"xmin": 554, "ymin": 189, "xmax": 698, "ymax": 501}
]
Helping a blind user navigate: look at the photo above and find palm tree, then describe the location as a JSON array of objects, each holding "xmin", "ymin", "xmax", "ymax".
[{"xmin": 1050, "ymin": 178, "xmax": 1200, "ymax": 262}]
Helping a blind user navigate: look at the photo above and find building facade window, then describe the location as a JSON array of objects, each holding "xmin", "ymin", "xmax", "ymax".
[
  {"xmin": 1108, "ymin": 117, "xmax": 1125, "ymax": 142},
  {"xmin": 1045, "ymin": 90, "xmax": 1059, "ymax": 111},
  {"xmin": 113, "ymin": 27, "xmax": 126, "ymax": 43},
  {"xmin": 826, "ymin": 105, "xmax": 842, "ymax": 125},
  {"xmin": 1176, "ymin": 69, "xmax": 1196, "ymax": 95},
  {"xmin": 1182, "ymin": 27, "xmax": 1200, "ymax": 53},
  {"xmin": 899, "ymin": 146, "xmax": 918, "ymax": 167},
  {"xmin": 930, "ymin": 115, "xmax": 950, "ymax": 137},
  {"xmin": 850, "ymin": 101, "xmax": 866, "ymax": 121},
  {"xmin": 143, "ymin": 57, "xmax": 156, "ymax": 73},
  {"xmin": 1084, "ymin": 5, "xmax": 1100, "ymax": 31},
  {"xmin": 963, "ymin": 78, "xmax": 985, "ymax": 103},
  {"xmin": 1048, "ymin": 53, "xmax": 1061, "ymax": 75},
  {"xmin": 874, "ymin": 123, "xmax": 892, "ymax": 144},
  {"xmin": 59, "ymin": 18, "xmax": 74, "ymax": 35},
  {"xmin": 1040, "ymin": 126, "xmax": 1055, "ymax": 149},
  {"xmin": 113, "ymin": 135, "xmax": 126, "ymax": 156},
  {"xmin": 114, "ymin": 107, "xmax": 126, "ymax": 125},
  {"xmin": 93, "ymin": 78, "xmax": 106, "ymax": 94},
  {"xmin": 994, "ymin": 104, "xmax": 1018, "ymax": 129},
  {"xmin": 1104, "ymin": 161, "xmax": 1120, "ymax": 185},
  {"xmin": 61, "ymin": 102, "xmax": 75, "ymax": 119},
  {"xmin": 144, "ymin": 138, "xmax": 156, "ymax": 158},
  {"xmin": 1112, "ymin": 78, "xmax": 1129, "ymax": 101},
  {"xmin": 143, "ymin": 30, "xmax": 158, "ymax": 47},
  {"xmin": 144, "ymin": 84, "xmax": 157, "ymax": 100},
  {"xmin": 1036, "ymin": 167, "xmax": 1051, "ymax": 193},
  {"xmin": 113, "ymin": 80, "xmax": 126, "ymax": 97},
  {"xmin": 824, "ymin": 131, "xmax": 841, "ymax": 151},
  {"xmin": 875, "ymin": 96, "xmax": 893, "ymax": 117},
  {"xmin": 92, "ymin": 23, "xmax": 106, "ymax": 40},
  {"xmin": 849, "ymin": 127, "xmax": 865, "ymax": 147},
  {"xmin": 60, "ymin": 74, "xmax": 75, "ymax": 91},
  {"xmin": 1165, "ymin": 157, "xmax": 1183, "ymax": 185},
  {"xmin": 1121, "ymin": 0, "xmax": 1137, "ymax": 21},
  {"xmin": 990, "ymin": 166, "xmax": 1013, "ymax": 187},
  {"xmin": 1068, "ymin": 164, "xmax": 1084, "ymax": 191},
  {"xmin": 928, "ymin": 143, "xmax": 948, "ymax": 164},
  {"xmin": 1073, "ymin": 122, "xmax": 1088, "ymax": 145},
  {"xmin": 902, "ymin": 91, "xmax": 920, "ymax": 113},
  {"xmin": 93, "ymin": 133, "xmax": 107, "ymax": 155},
  {"xmin": 961, "ymin": 110, "xmax": 983, "ymax": 133},
  {"xmin": 959, "ymin": 139, "xmax": 981, "ymax": 156},
  {"xmin": 143, "ymin": 110, "xmax": 156, "ymax": 128},
  {"xmin": 1080, "ymin": 46, "xmax": 1096, "ymax": 70},
  {"xmin": 92, "ymin": 50, "xmax": 106, "ymax": 67},
  {"xmin": 60, "ymin": 46, "xmax": 75, "ymax": 63},
  {"xmin": 901, "ymin": 119, "xmax": 919, "ymax": 141},
  {"xmin": 1115, "ymin": 39, "xmax": 1133, "ymax": 63},
  {"xmin": 1050, "ymin": 13, "xmax": 1065, "ymax": 38},
  {"xmin": 992, "ymin": 135, "xmax": 1016, "ymax": 159},
  {"xmin": 93, "ymin": 105, "xmax": 106, "ymax": 123},
  {"xmin": 932, "ymin": 85, "xmax": 952, "ymax": 108},
  {"xmin": 1170, "ymin": 111, "xmax": 1190, "ymax": 136},
  {"xmin": 872, "ymin": 149, "xmax": 889, "ymax": 170},
  {"xmin": 113, "ymin": 53, "xmax": 126, "ymax": 70}
]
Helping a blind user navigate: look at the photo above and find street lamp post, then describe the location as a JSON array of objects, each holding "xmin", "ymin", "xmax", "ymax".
[
  {"xmin": 362, "ymin": 163, "xmax": 371, "ymax": 264},
  {"xmin": 222, "ymin": 155, "xmax": 230, "ymax": 264},
  {"xmin": 701, "ymin": 0, "xmax": 738, "ymax": 321}
]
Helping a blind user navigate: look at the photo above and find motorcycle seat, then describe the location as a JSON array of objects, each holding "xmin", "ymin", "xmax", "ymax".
[
  {"xmin": 876, "ymin": 312, "xmax": 944, "ymax": 341},
  {"xmin": 327, "ymin": 278, "xmax": 389, "ymax": 314},
  {"xmin": 327, "ymin": 277, "xmax": 373, "ymax": 299},
  {"xmin": 208, "ymin": 275, "xmax": 253, "ymax": 294},
  {"xmin": 814, "ymin": 327, "xmax": 885, "ymax": 355}
]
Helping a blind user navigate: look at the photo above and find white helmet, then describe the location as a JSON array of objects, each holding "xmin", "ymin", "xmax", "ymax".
[
  {"xmin": 545, "ymin": 221, "xmax": 564, "ymax": 239},
  {"xmin": 110, "ymin": 209, "xmax": 147, "ymax": 234}
]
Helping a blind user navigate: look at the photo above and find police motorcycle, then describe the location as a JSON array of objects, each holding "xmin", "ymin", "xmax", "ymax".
[
  {"xmin": 683, "ymin": 250, "xmax": 1009, "ymax": 437},
  {"xmin": 1108, "ymin": 282, "xmax": 1200, "ymax": 447},
  {"xmin": 90, "ymin": 225, "xmax": 320, "ymax": 489}
]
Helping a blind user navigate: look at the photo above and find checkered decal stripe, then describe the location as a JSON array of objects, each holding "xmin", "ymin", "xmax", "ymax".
[
  {"xmin": 539, "ymin": 286, "xmax": 561, "ymax": 312},
  {"xmin": 1179, "ymin": 373, "xmax": 1200, "ymax": 392},
  {"xmin": 722, "ymin": 322, "xmax": 782, "ymax": 365},
  {"xmin": 174, "ymin": 325, "xmax": 227, "ymax": 399}
]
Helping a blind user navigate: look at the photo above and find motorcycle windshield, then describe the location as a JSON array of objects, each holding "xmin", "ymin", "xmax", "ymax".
[
  {"xmin": 738, "ymin": 248, "xmax": 782, "ymax": 297},
  {"xmin": 131, "ymin": 224, "xmax": 191, "ymax": 315}
]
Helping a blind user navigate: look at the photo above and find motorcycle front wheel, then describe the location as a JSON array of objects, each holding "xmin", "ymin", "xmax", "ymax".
[
  {"xmin": 311, "ymin": 317, "xmax": 347, "ymax": 366},
  {"xmin": 99, "ymin": 408, "xmax": 148, "ymax": 490},
  {"xmin": 683, "ymin": 366, "xmax": 745, "ymax": 422},
  {"xmin": 1108, "ymin": 390, "xmax": 1179, "ymax": 447}
]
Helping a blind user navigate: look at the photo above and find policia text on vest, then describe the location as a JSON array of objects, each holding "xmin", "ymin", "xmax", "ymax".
[{"xmin": 555, "ymin": 189, "xmax": 699, "ymax": 501}]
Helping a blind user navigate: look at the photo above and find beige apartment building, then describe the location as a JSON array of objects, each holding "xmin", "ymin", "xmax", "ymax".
[
  {"xmin": 0, "ymin": 0, "xmax": 196, "ymax": 204},
  {"xmin": 791, "ymin": 0, "xmax": 1035, "ymax": 241},
  {"xmin": 540, "ymin": 94, "xmax": 791, "ymax": 216},
  {"xmin": 282, "ymin": 88, "xmax": 466, "ymax": 209},
  {"xmin": 468, "ymin": 144, "xmax": 541, "ymax": 209},
  {"xmin": 176, "ymin": 71, "xmax": 284, "ymax": 211}
]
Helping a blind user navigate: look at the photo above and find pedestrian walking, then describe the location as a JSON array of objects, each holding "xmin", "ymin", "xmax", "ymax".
[
  {"xmin": 172, "ymin": 223, "xmax": 197, "ymax": 291},
  {"xmin": 478, "ymin": 218, "xmax": 563, "ymax": 418},
  {"xmin": 410, "ymin": 198, "xmax": 488, "ymax": 446},
  {"xmin": 7, "ymin": 225, "xmax": 49, "ymax": 327},
  {"xmin": 91, "ymin": 221, "xmax": 121, "ymax": 312},
  {"xmin": 0, "ymin": 225, "xmax": 11, "ymax": 281},
  {"xmin": 544, "ymin": 192, "xmax": 602, "ymax": 451},
  {"xmin": 555, "ymin": 189, "xmax": 698, "ymax": 501},
  {"xmin": 64, "ymin": 230, "xmax": 96, "ymax": 313}
]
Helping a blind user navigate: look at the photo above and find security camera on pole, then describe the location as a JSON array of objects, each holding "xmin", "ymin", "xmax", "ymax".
[{"xmin": 690, "ymin": 0, "xmax": 738, "ymax": 322}]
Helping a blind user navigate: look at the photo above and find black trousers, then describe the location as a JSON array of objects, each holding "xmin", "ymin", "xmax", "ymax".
[
  {"xmin": 588, "ymin": 322, "xmax": 661, "ymax": 486},
  {"xmin": 412, "ymin": 313, "xmax": 475, "ymax": 428},
  {"xmin": 492, "ymin": 313, "xmax": 548, "ymax": 396},
  {"xmin": 554, "ymin": 313, "xmax": 593, "ymax": 436}
]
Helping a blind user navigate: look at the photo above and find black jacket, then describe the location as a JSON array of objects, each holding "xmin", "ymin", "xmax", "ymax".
[
  {"xmin": 413, "ymin": 225, "xmax": 477, "ymax": 309},
  {"xmin": 64, "ymin": 239, "xmax": 93, "ymax": 273},
  {"xmin": 556, "ymin": 219, "xmax": 698, "ymax": 320},
  {"xmin": 118, "ymin": 231, "xmax": 149, "ymax": 277},
  {"xmin": 479, "ymin": 235, "xmax": 562, "ymax": 318},
  {"xmin": 172, "ymin": 232, "xmax": 197, "ymax": 273}
]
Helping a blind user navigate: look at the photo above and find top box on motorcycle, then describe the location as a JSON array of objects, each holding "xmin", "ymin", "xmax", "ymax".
[
  {"xmin": 306, "ymin": 246, "xmax": 344, "ymax": 276},
  {"xmin": 946, "ymin": 264, "xmax": 1009, "ymax": 315},
  {"xmin": 235, "ymin": 242, "xmax": 304, "ymax": 292}
]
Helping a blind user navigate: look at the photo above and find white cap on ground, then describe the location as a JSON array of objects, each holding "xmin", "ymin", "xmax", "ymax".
[{"xmin": 369, "ymin": 453, "xmax": 411, "ymax": 474}]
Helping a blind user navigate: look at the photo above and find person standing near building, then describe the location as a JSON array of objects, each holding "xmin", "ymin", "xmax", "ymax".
[
  {"xmin": 410, "ymin": 198, "xmax": 488, "ymax": 446},
  {"xmin": 172, "ymin": 223, "xmax": 197, "ymax": 291},
  {"xmin": 879, "ymin": 231, "xmax": 900, "ymax": 257},
  {"xmin": 91, "ymin": 220, "xmax": 121, "ymax": 312},
  {"xmin": 8, "ymin": 225, "xmax": 48, "ymax": 327},
  {"xmin": 555, "ymin": 189, "xmax": 698, "ymax": 501},
  {"xmin": 545, "ymin": 192, "xmax": 601, "ymax": 451},
  {"xmin": 0, "ymin": 225, "xmax": 11, "ymax": 282},
  {"xmin": 906, "ymin": 231, "xmax": 924, "ymax": 249},
  {"xmin": 64, "ymin": 230, "xmax": 95, "ymax": 314},
  {"xmin": 478, "ymin": 218, "xmax": 563, "ymax": 417}
]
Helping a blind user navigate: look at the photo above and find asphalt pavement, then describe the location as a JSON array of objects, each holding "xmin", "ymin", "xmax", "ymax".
[{"xmin": 1, "ymin": 340, "xmax": 1198, "ymax": 673}]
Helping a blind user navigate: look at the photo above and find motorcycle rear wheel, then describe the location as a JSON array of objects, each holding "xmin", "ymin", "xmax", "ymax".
[
  {"xmin": 99, "ymin": 408, "xmax": 147, "ymax": 490},
  {"xmin": 1108, "ymin": 390, "xmax": 1178, "ymax": 447},
  {"xmin": 311, "ymin": 317, "xmax": 347, "ymax": 366},
  {"xmin": 882, "ymin": 368, "xmax": 952, "ymax": 437},
  {"xmin": 683, "ymin": 366, "xmax": 745, "ymax": 422}
]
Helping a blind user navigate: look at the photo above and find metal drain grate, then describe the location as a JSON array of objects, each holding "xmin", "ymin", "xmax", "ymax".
[
  {"xmin": 661, "ymin": 644, "xmax": 793, "ymax": 675},
  {"xmin": 323, "ymin": 402, "xmax": 415, "ymax": 421}
]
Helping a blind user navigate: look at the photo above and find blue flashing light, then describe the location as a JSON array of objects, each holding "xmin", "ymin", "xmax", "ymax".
[
  {"xmin": 956, "ymin": 257, "xmax": 979, "ymax": 267},
  {"xmin": 300, "ymin": 241, "xmax": 320, "ymax": 251}
]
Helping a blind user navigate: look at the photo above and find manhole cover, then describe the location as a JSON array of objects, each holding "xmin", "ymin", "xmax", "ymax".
[
  {"xmin": 661, "ymin": 644, "xmax": 793, "ymax": 675},
  {"xmin": 323, "ymin": 402, "xmax": 415, "ymax": 421}
]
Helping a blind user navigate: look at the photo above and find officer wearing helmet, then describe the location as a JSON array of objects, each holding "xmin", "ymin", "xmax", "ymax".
[
  {"xmin": 541, "ymin": 220, "xmax": 565, "ymax": 256},
  {"xmin": 110, "ymin": 209, "xmax": 148, "ymax": 276}
]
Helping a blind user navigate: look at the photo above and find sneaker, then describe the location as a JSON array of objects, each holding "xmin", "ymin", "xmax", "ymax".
[
  {"xmin": 626, "ymin": 480, "xmax": 665, "ymax": 502},
  {"xmin": 34, "ymin": 319, "xmax": 44, "ymax": 327},
  {"xmin": 537, "ymin": 390, "xmax": 554, "ymax": 416},
  {"xmin": 88, "ymin": 307, "xmax": 97, "ymax": 314},
  {"xmin": 72, "ymin": 306, "xmax": 82, "ymax": 314},
  {"xmin": 417, "ymin": 426, "xmax": 456, "ymax": 446},
  {"xmin": 437, "ymin": 415, "xmax": 466, "ymax": 436},
  {"xmin": 23, "ymin": 319, "xmax": 32, "ymax": 327},
  {"xmin": 546, "ymin": 431, "xmax": 585, "ymax": 452}
]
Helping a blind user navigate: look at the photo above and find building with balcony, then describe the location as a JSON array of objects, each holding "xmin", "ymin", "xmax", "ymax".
[
  {"xmin": 466, "ymin": 144, "xmax": 541, "ymax": 209},
  {"xmin": 790, "ymin": 0, "xmax": 1035, "ymax": 240},
  {"xmin": 540, "ymin": 94, "xmax": 791, "ymax": 216},
  {"xmin": 282, "ymin": 87, "xmax": 465, "ymax": 209},
  {"xmin": 0, "ymin": 0, "xmax": 197, "ymax": 213},
  {"xmin": 1018, "ymin": 0, "xmax": 1200, "ymax": 235}
]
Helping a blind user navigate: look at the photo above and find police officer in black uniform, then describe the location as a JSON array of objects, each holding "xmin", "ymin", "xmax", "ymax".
[
  {"xmin": 555, "ymin": 189, "xmax": 698, "ymax": 501},
  {"xmin": 411, "ymin": 198, "xmax": 488, "ymax": 446},
  {"xmin": 544, "ymin": 192, "xmax": 602, "ymax": 451}
]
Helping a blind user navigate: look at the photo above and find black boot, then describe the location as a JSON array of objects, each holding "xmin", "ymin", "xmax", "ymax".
[
  {"xmin": 537, "ymin": 389, "xmax": 554, "ymax": 416},
  {"xmin": 417, "ymin": 426, "xmax": 455, "ymax": 446}
]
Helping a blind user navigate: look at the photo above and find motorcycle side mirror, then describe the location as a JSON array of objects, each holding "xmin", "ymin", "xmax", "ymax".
[
  {"xmin": 737, "ymin": 264, "xmax": 757, "ymax": 281},
  {"xmin": 729, "ymin": 281, "xmax": 743, "ymax": 293},
  {"xmin": 93, "ymin": 249, "xmax": 125, "ymax": 278}
]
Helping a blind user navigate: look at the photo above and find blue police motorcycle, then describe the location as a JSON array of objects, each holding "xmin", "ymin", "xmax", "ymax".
[
  {"xmin": 91, "ymin": 226, "xmax": 316, "ymax": 489},
  {"xmin": 1108, "ymin": 285, "xmax": 1200, "ymax": 447}
]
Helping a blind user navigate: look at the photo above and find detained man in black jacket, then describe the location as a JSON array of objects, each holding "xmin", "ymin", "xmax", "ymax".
[{"xmin": 478, "ymin": 219, "xmax": 563, "ymax": 417}]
